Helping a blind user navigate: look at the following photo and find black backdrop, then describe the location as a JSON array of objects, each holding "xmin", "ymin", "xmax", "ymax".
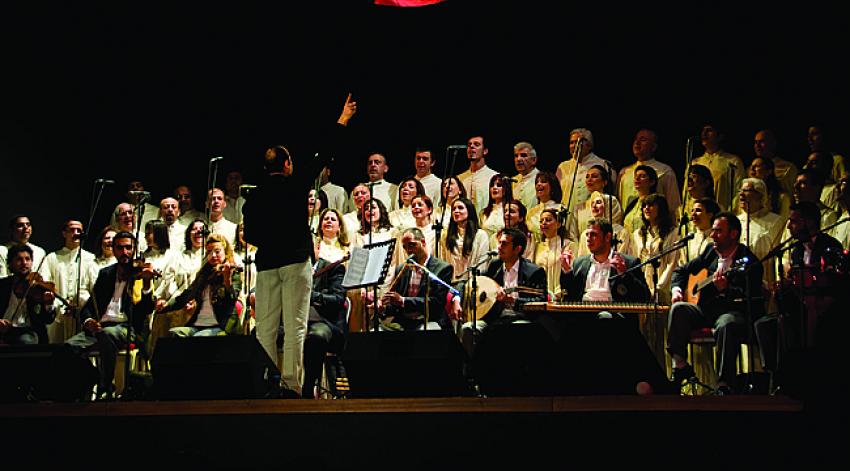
[{"xmin": 2, "ymin": 1, "xmax": 848, "ymax": 253}]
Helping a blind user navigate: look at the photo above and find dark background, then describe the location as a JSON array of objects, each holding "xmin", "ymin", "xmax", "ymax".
[{"xmin": 2, "ymin": 1, "xmax": 848, "ymax": 252}]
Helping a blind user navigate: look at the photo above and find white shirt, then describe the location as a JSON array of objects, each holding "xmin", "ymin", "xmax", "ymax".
[
  {"xmin": 322, "ymin": 182, "xmax": 348, "ymax": 212},
  {"xmin": 415, "ymin": 173, "xmax": 443, "ymax": 209},
  {"xmin": 555, "ymin": 152, "xmax": 617, "ymax": 213},
  {"xmin": 209, "ymin": 217, "xmax": 237, "ymax": 247},
  {"xmin": 502, "ymin": 261, "xmax": 520, "ymax": 302},
  {"xmin": 38, "ymin": 246, "xmax": 100, "ymax": 310},
  {"xmin": 223, "ymin": 195, "xmax": 245, "ymax": 224},
  {"xmin": 458, "ymin": 164, "xmax": 499, "ymax": 215},
  {"xmin": 513, "ymin": 167, "xmax": 540, "ymax": 211},
  {"xmin": 166, "ymin": 221, "xmax": 187, "ymax": 253},
  {"xmin": 583, "ymin": 249, "xmax": 614, "ymax": 302}
]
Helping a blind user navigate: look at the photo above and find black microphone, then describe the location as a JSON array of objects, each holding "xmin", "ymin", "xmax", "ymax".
[
  {"xmin": 486, "ymin": 250, "xmax": 498, "ymax": 257},
  {"xmin": 95, "ymin": 179, "xmax": 115, "ymax": 185},
  {"xmin": 447, "ymin": 145, "xmax": 467, "ymax": 150},
  {"xmin": 72, "ymin": 232, "xmax": 85, "ymax": 241},
  {"xmin": 679, "ymin": 232, "xmax": 696, "ymax": 243}
]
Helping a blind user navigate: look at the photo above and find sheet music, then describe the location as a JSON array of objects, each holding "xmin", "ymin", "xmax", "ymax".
[{"xmin": 342, "ymin": 243, "xmax": 392, "ymax": 289}]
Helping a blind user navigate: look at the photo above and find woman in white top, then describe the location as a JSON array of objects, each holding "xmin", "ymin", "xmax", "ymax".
[
  {"xmin": 314, "ymin": 208, "xmax": 350, "ymax": 264},
  {"xmin": 441, "ymin": 197, "xmax": 490, "ymax": 284},
  {"xmin": 583, "ymin": 164, "xmax": 623, "ymax": 225},
  {"xmin": 143, "ymin": 219, "xmax": 181, "ymax": 305},
  {"xmin": 389, "ymin": 176, "xmax": 425, "ymax": 232},
  {"xmin": 681, "ymin": 197, "xmax": 718, "ymax": 265},
  {"xmin": 526, "ymin": 171, "xmax": 564, "ymax": 240},
  {"xmin": 175, "ymin": 219, "xmax": 207, "ymax": 294},
  {"xmin": 350, "ymin": 198, "xmax": 397, "ymax": 333},
  {"xmin": 343, "ymin": 184, "xmax": 371, "ymax": 241},
  {"xmin": 307, "ymin": 188, "xmax": 328, "ymax": 236},
  {"xmin": 94, "ymin": 226, "xmax": 117, "ymax": 269},
  {"xmin": 433, "ymin": 176, "xmax": 466, "ymax": 231},
  {"xmin": 500, "ymin": 200, "xmax": 536, "ymax": 260},
  {"xmin": 479, "ymin": 173, "xmax": 509, "ymax": 242},
  {"xmin": 532, "ymin": 207, "xmax": 574, "ymax": 300},
  {"xmin": 623, "ymin": 165, "xmax": 659, "ymax": 234}
]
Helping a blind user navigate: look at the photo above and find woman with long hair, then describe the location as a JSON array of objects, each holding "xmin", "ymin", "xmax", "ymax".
[
  {"xmin": 532, "ymin": 207, "xmax": 574, "ymax": 299},
  {"xmin": 526, "ymin": 171, "xmax": 564, "ymax": 239},
  {"xmin": 433, "ymin": 176, "xmax": 466, "ymax": 230},
  {"xmin": 748, "ymin": 157, "xmax": 791, "ymax": 220},
  {"xmin": 572, "ymin": 191, "xmax": 630, "ymax": 259},
  {"xmin": 314, "ymin": 208, "xmax": 350, "ymax": 264},
  {"xmin": 479, "ymin": 173, "xmax": 509, "ymax": 241},
  {"xmin": 500, "ymin": 199, "xmax": 536, "ymax": 259},
  {"xmin": 94, "ymin": 226, "xmax": 117, "ymax": 269},
  {"xmin": 155, "ymin": 233, "xmax": 242, "ymax": 337},
  {"xmin": 583, "ymin": 164, "xmax": 623, "ymax": 225},
  {"xmin": 441, "ymin": 197, "xmax": 490, "ymax": 284},
  {"xmin": 623, "ymin": 164, "xmax": 659, "ymax": 233},
  {"xmin": 389, "ymin": 176, "xmax": 426, "ymax": 231}
]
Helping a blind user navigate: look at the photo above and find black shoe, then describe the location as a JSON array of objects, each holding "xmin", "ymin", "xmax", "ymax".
[
  {"xmin": 714, "ymin": 385, "xmax": 733, "ymax": 396},
  {"xmin": 671, "ymin": 364, "xmax": 696, "ymax": 385}
]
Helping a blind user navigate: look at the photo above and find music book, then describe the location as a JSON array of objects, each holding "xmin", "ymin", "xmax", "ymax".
[{"xmin": 341, "ymin": 239, "xmax": 396, "ymax": 290}]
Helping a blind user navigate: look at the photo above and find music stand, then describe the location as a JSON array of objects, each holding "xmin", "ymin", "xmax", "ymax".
[{"xmin": 341, "ymin": 239, "xmax": 397, "ymax": 332}]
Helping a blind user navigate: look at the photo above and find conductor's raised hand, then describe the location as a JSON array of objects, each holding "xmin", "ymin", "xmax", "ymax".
[{"xmin": 338, "ymin": 92, "xmax": 357, "ymax": 126}]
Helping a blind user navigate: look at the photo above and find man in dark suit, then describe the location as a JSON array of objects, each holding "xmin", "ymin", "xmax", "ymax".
[
  {"xmin": 303, "ymin": 258, "xmax": 348, "ymax": 399},
  {"xmin": 0, "ymin": 244, "xmax": 56, "ymax": 345},
  {"xmin": 381, "ymin": 227, "xmax": 454, "ymax": 331},
  {"xmin": 65, "ymin": 231, "xmax": 156, "ymax": 399},
  {"xmin": 667, "ymin": 212, "xmax": 763, "ymax": 395},
  {"xmin": 460, "ymin": 227, "xmax": 547, "ymax": 355},
  {"xmin": 560, "ymin": 218, "xmax": 650, "ymax": 306}
]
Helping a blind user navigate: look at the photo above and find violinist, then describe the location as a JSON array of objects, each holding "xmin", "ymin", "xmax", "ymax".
[
  {"xmin": 155, "ymin": 233, "xmax": 242, "ymax": 337},
  {"xmin": 65, "ymin": 231, "xmax": 156, "ymax": 400},
  {"xmin": 38, "ymin": 220, "xmax": 100, "ymax": 343},
  {"xmin": 0, "ymin": 244, "xmax": 56, "ymax": 345}
]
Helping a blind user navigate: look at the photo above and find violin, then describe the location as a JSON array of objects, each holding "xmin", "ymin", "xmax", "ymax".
[
  {"xmin": 131, "ymin": 258, "xmax": 163, "ymax": 279},
  {"xmin": 15, "ymin": 272, "xmax": 72, "ymax": 307}
]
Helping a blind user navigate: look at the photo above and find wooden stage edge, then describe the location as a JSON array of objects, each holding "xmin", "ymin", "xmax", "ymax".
[{"xmin": 1, "ymin": 394, "xmax": 803, "ymax": 418}]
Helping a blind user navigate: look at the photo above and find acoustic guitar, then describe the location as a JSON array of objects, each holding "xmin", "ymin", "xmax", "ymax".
[{"xmin": 685, "ymin": 257, "xmax": 749, "ymax": 305}]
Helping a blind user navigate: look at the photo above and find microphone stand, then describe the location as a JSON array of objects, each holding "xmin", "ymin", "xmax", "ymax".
[
  {"xmin": 434, "ymin": 146, "xmax": 461, "ymax": 260},
  {"xmin": 741, "ymin": 200, "xmax": 757, "ymax": 393},
  {"xmin": 679, "ymin": 137, "xmax": 695, "ymax": 261},
  {"xmin": 77, "ymin": 179, "xmax": 110, "ymax": 332},
  {"xmin": 458, "ymin": 252, "xmax": 496, "ymax": 346},
  {"xmin": 364, "ymin": 185, "xmax": 380, "ymax": 332},
  {"xmin": 204, "ymin": 156, "xmax": 223, "ymax": 259},
  {"xmin": 564, "ymin": 138, "xmax": 584, "ymax": 233}
]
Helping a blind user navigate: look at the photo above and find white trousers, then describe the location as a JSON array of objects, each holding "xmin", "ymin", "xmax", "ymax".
[{"xmin": 255, "ymin": 259, "xmax": 311, "ymax": 394}]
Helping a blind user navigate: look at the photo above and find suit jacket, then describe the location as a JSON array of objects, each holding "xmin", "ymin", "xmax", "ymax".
[
  {"xmin": 560, "ymin": 253, "xmax": 650, "ymax": 303},
  {"xmin": 80, "ymin": 264, "xmax": 155, "ymax": 336},
  {"xmin": 482, "ymin": 257, "xmax": 547, "ymax": 322},
  {"xmin": 160, "ymin": 262, "xmax": 242, "ymax": 330},
  {"xmin": 671, "ymin": 244, "xmax": 764, "ymax": 321},
  {"xmin": 310, "ymin": 258, "xmax": 347, "ymax": 335},
  {"xmin": 385, "ymin": 256, "xmax": 453, "ymax": 330},
  {"xmin": 0, "ymin": 275, "xmax": 56, "ymax": 344}
]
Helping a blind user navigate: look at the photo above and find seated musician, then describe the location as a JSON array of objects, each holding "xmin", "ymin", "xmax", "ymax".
[
  {"xmin": 754, "ymin": 201, "xmax": 846, "ymax": 390},
  {"xmin": 0, "ymin": 244, "xmax": 56, "ymax": 345},
  {"xmin": 65, "ymin": 231, "xmax": 156, "ymax": 400},
  {"xmin": 667, "ymin": 212, "xmax": 764, "ymax": 395},
  {"xmin": 155, "ymin": 233, "xmax": 242, "ymax": 337},
  {"xmin": 303, "ymin": 257, "xmax": 347, "ymax": 399},
  {"xmin": 460, "ymin": 227, "xmax": 547, "ymax": 356},
  {"xmin": 380, "ymin": 227, "xmax": 455, "ymax": 331},
  {"xmin": 559, "ymin": 218, "xmax": 650, "ymax": 318}
]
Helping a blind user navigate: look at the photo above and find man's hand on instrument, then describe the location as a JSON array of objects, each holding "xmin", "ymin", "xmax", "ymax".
[
  {"xmin": 560, "ymin": 248, "xmax": 574, "ymax": 273},
  {"xmin": 83, "ymin": 318, "xmax": 102, "ymax": 334},
  {"xmin": 713, "ymin": 271, "xmax": 728, "ymax": 292},
  {"xmin": 155, "ymin": 299, "xmax": 167, "ymax": 312},
  {"xmin": 671, "ymin": 289, "xmax": 684, "ymax": 304},
  {"xmin": 0, "ymin": 319, "xmax": 11, "ymax": 333},
  {"xmin": 609, "ymin": 253, "xmax": 627, "ymax": 274},
  {"xmin": 381, "ymin": 291, "xmax": 404, "ymax": 307},
  {"xmin": 448, "ymin": 296, "xmax": 462, "ymax": 321}
]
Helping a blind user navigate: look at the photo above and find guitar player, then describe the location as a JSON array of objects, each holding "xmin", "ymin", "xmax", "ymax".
[{"xmin": 667, "ymin": 211, "xmax": 764, "ymax": 395}]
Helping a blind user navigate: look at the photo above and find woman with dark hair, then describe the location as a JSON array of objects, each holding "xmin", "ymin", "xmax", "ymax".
[
  {"xmin": 623, "ymin": 164, "xmax": 659, "ymax": 233},
  {"xmin": 389, "ymin": 176, "xmax": 426, "ymax": 231},
  {"xmin": 441, "ymin": 197, "xmax": 490, "ymax": 283},
  {"xmin": 95, "ymin": 226, "xmax": 117, "ymax": 269},
  {"xmin": 749, "ymin": 157, "xmax": 791, "ymax": 219},
  {"xmin": 479, "ymin": 173, "xmax": 509, "ymax": 241},
  {"xmin": 349, "ymin": 198, "xmax": 398, "ymax": 333},
  {"xmin": 532, "ymin": 207, "xmax": 574, "ymax": 299},
  {"xmin": 527, "ymin": 171, "xmax": 564, "ymax": 240},
  {"xmin": 307, "ymin": 188, "xmax": 329, "ymax": 235},
  {"xmin": 434, "ymin": 176, "xmax": 466, "ymax": 229},
  {"xmin": 627, "ymin": 193, "xmax": 677, "ymax": 305},
  {"xmin": 682, "ymin": 164, "xmax": 716, "ymax": 229},
  {"xmin": 681, "ymin": 197, "xmax": 720, "ymax": 265},
  {"xmin": 175, "ymin": 219, "xmax": 207, "ymax": 293},
  {"xmin": 143, "ymin": 219, "xmax": 180, "ymax": 305},
  {"xmin": 500, "ymin": 199, "xmax": 536, "ymax": 259}
]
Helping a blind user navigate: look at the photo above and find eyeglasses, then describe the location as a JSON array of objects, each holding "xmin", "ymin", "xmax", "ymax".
[{"xmin": 514, "ymin": 152, "xmax": 529, "ymax": 158}]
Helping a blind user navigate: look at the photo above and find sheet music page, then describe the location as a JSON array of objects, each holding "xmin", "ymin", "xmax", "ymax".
[
  {"xmin": 364, "ymin": 244, "xmax": 390, "ymax": 284},
  {"xmin": 342, "ymin": 247, "xmax": 369, "ymax": 288}
]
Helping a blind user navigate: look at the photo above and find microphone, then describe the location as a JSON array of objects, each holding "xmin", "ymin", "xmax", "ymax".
[
  {"xmin": 500, "ymin": 176, "xmax": 517, "ymax": 183},
  {"xmin": 680, "ymin": 232, "xmax": 696, "ymax": 242},
  {"xmin": 404, "ymin": 254, "xmax": 417, "ymax": 264},
  {"xmin": 239, "ymin": 184, "xmax": 258, "ymax": 190},
  {"xmin": 95, "ymin": 179, "xmax": 115, "ymax": 185},
  {"xmin": 447, "ymin": 145, "xmax": 467, "ymax": 150},
  {"xmin": 128, "ymin": 190, "xmax": 151, "ymax": 198},
  {"xmin": 209, "ymin": 156, "xmax": 224, "ymax": 163},
  {"xmin": 486, "ymin": 250, "xmax": 498, "ymax": 257},
  {"xmin": 72, "ymin": 232, "xmax": 85, "ymax": 241}
]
